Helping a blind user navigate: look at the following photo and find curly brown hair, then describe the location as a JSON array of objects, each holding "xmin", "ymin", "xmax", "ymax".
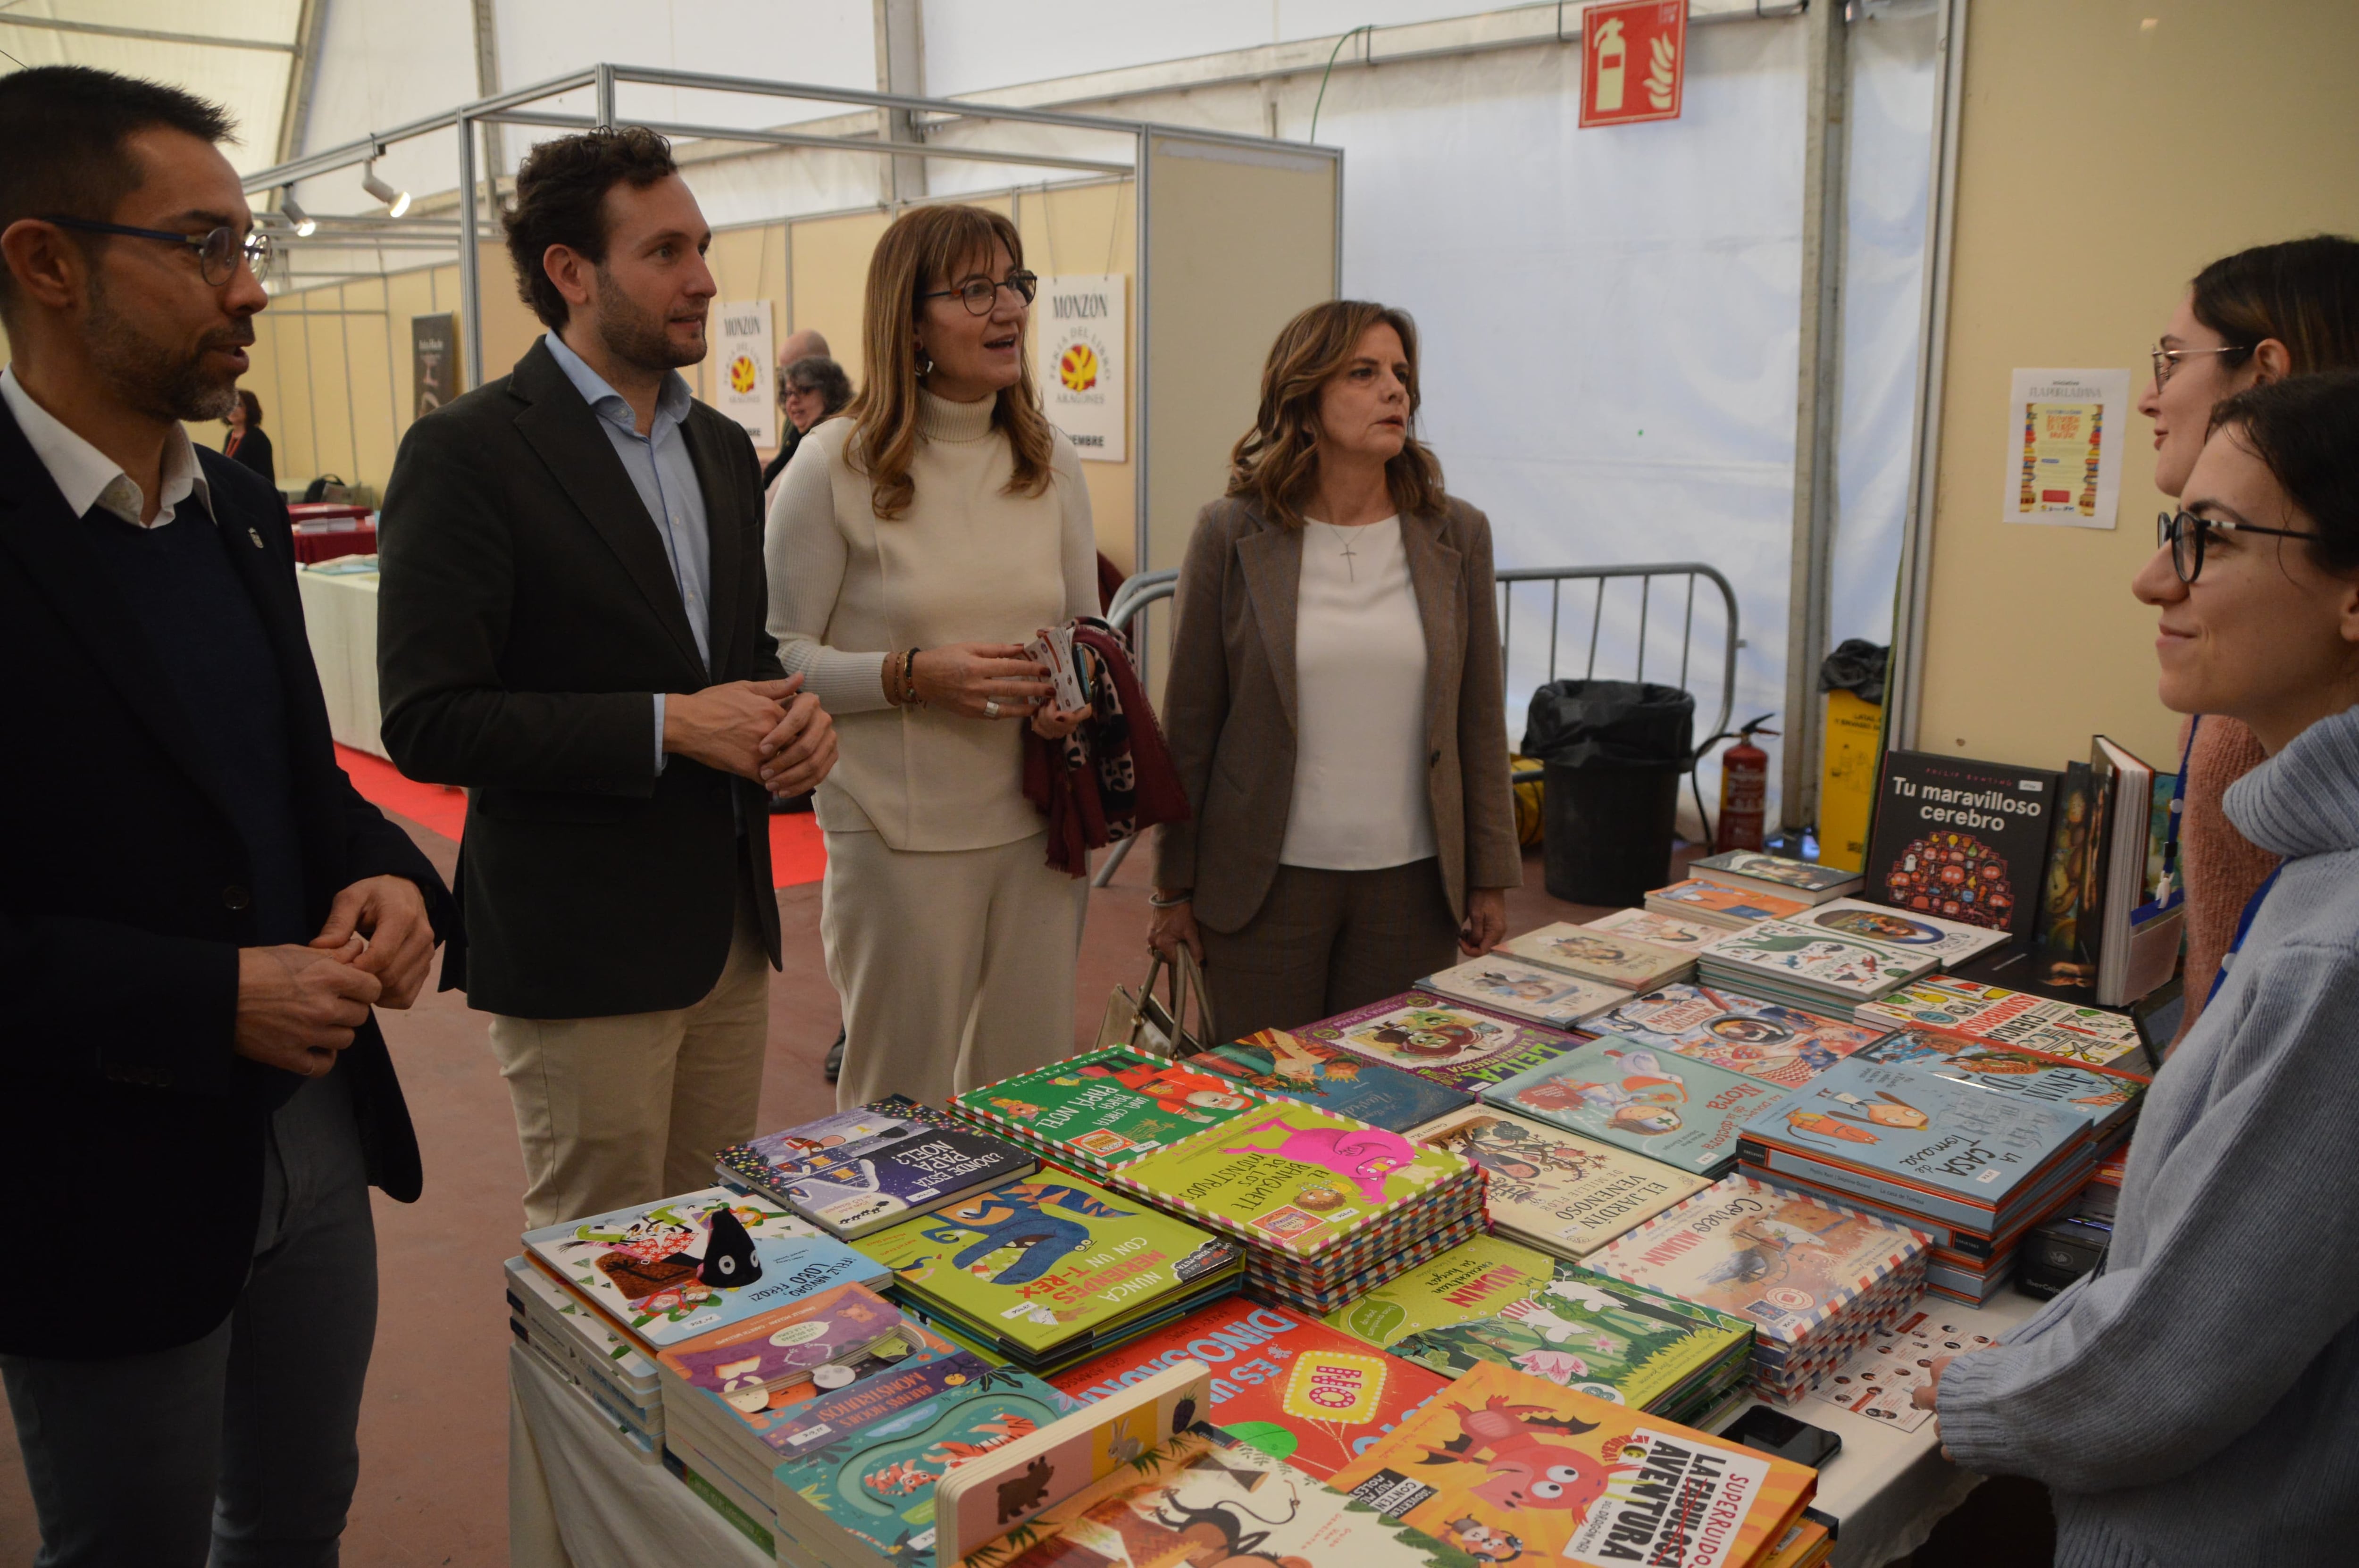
[
  {"xmin": 1227, "ymin": 299, "xmax": 1445, "ymax": 528},
  {"xmin": 502, "ymin": 126, "xmax": 679, "ymax": 330}
]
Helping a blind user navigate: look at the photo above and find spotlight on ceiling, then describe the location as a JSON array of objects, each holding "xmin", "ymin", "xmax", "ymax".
[
  {"xmin": 360, "ymin": 161, "xmax": 411, "ymax": 218},
  {"xmin": 281, "ymin": 189, "xmax": 317, "ymax": 238}
]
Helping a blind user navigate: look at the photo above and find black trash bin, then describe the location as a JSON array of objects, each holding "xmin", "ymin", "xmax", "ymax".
[{"xmin": 1522, "ymin": 679, "xmax": 1696, "ymax": 906}]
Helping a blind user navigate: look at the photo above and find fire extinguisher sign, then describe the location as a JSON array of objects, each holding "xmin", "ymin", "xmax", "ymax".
[{"xmin": 1580, "ymin": 0, "xmax": 1687, "ymax": 129}]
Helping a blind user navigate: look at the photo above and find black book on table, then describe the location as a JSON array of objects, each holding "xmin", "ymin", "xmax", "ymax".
[{"xmin": 1862, "ymin": 751, "xmax": 2064, "ymax": 946}]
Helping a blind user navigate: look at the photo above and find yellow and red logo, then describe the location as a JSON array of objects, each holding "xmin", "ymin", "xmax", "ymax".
[
  {"xmin": 727, "ymin": 353, "xmax": 760, "ymax": 395},
  {"xmin": 1058, "ymin": 341, "xmax": 1099, "ymax": 392}
]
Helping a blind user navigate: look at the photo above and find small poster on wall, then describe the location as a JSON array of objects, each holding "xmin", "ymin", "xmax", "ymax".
[
  {"xmin": 714, "ymin": 300, "xmax": 778, "ymax": 450},
  {"xmin": 410, "ymin": 313, "xmax": 459, "ymax": 419},
  {"xmin": 1579, "ymin": 0, "xmax": 1686, "ymax": 129},
  {"xmin": 1033, "ymin": 274, "xmax": 1126, "ymax": 463},
  {"xmin": 2002, "ymin": 367, "xmax": 2130, "ymax": 530}
]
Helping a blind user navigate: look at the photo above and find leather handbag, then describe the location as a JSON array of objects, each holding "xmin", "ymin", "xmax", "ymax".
[{"xmin": 1095, "ymin": 947, "xmax": 1217, "ymax": 1059}]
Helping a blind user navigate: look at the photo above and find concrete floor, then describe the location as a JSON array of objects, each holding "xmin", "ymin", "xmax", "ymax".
[{"xmin": 0, "ymin": 816, "xmax": 1605, "ymax": 1564}]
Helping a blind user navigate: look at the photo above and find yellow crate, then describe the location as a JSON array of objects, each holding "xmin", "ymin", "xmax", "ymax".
[{"xmin": 1818, "ymin": 690, "xmax": 1883, "ymax": 874}]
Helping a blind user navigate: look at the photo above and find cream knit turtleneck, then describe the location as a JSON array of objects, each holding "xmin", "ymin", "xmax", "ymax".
[{"xmin": 764, "ymin": 389, "xmax": 1098, "ymax": 851}]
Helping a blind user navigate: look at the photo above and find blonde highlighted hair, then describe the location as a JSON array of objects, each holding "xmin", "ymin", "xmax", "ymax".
[
  {"xmin": 1227, "ymin": 299, "xmax": 1444, "ymax": 528},
  {"xmin": 846, "ymin": 203, "xmax": 1056, "ymax": 520}
]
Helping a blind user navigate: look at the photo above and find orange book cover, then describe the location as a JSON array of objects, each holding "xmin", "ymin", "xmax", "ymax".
[{"xmin": 1329, "ymin": 1361, "xmax": 1815, "ymax": 1568}]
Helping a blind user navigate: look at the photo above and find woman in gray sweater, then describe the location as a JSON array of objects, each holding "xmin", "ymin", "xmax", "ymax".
[{"xmin": 1920, "ymin": 371, "xmax": 2359, "ymax": 1564}]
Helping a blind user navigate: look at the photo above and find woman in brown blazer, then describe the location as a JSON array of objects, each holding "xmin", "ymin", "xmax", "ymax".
[{"xmin": 1149, "ymin": 300, "xmax": 1522, "ymax": 1038}]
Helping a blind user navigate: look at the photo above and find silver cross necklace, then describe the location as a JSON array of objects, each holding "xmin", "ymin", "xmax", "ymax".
[{"xmin": 1324, "ymin": 523, "xmax": 1361, "ymax": 582}]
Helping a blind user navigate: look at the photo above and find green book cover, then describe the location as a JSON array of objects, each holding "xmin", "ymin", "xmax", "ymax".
[
  {"xmin": 953, "ymin": 1048, "xmax": 1264, "ymax": 1169},
  {"xmin": 1319, "ymin": 1234, "xmax": 1561, "ymax": 1349},
  {"xmin": 1385, "ymin": 1262, "xmax": 1754, "ymax": 1413},
  {"xmin": 853, "ymin": 1176, "xmax": 1242, "ymax": 1358},
  {"xmin": 1110, "ymin": 1103, "xmax": 1470, "ymax": 1260}
]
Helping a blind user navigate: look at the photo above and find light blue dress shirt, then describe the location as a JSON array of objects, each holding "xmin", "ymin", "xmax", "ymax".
[{"xmin": 544, "ymin": 331, "xmax": 711, "ymax": 774}]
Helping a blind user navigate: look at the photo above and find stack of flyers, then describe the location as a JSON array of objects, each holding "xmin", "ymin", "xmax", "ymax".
[
  {"xmin": 1778, "ymin": 899, "xmax": 2012, "ymax": 970},
  {"xmin": 1583, "ymin": 1175, "xmax": 1930, "ymax": 1405},
  {"xmin": 1023, "ymin": 622, "xmax": 1090, "ymax": 712},
  {"xmin": 1807, "ymin": 1306, "xmax": 2007, "ymax": 1434},
  {"xmin": 1854, "ymin": 976, "xmax": 2153, "ymax": 1077},
  {"xmin": 504, "ymin": 1255, "xmax": 663, "ymax": 1462},
  {"xmin": 1296, "ymin": 993, "xmax": 1587, "ymax": 1092},
  {"xmin": 1183, "ymin": 1029, "xmax": 1472, "ymax": 1132},
  {"xmin": 1695, "ymin": 919, "xmax": 1940, "ymax": 1015},
  {"xmin": 1587, "ymin": 906, "xmax": 1723, "ymax": 951},
  {"xmin": 949, "ymin": 1048, "xmax": 1269, "ymax": 1177},
  {"xmin": 1416, "ymin": 956, "xmax": 1630, "ymax": 1031},
  {"xmin": 1588, "ymin": 983, "xmax": 1891, "ymax": 1089},
  {"xmin": 1104, "ymin": 1101, "xmax": 1485, "ymax": 1315},
  {"xmin": 1480, "ymin": 1038, "xmax": 1783, "ymax": 1180},
  {"xmin": 1408, "ymin": 1105, "xmax": 1707, "ymax": 1259},
  {"xmin": 1646, "ymin": 877, "xmax": 1813, "ymax": 930},
  {"xmin": 1495, "ymin": 919, "xmax": 1697, "ymax": 990},
  {"xmin": 715, "ymin": 1106, "xmax": 1037, "ymax": 1238}
]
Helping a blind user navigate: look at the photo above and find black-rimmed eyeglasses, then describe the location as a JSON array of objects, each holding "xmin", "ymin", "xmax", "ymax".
[
  {"xmin": 2158, "ymin": 509, "xmax": 2322, "ymax": 583},
  {"xmin": 2150, "ymin": 342, "xmax": 2247, "ymax": 388},
  {"xmin": 39, "ymin": 215, "xmax": 270, "ymax": 287},
  {"xmin": 921, "ymin": 269, "xmax": 1037, "ymax": 316}
]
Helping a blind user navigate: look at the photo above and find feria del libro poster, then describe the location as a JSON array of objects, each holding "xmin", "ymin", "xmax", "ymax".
[
  {"xmin": 1033, "ymin": 274, "xmax": 1125, "ymax": 463},
  {"xmin": 714, "ymin": 300, "xmax": 777, "ymax": 450}
]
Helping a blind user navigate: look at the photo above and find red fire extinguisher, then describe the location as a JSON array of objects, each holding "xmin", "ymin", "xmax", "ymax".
[{"xmin": 1713, "ymin": 714, "xmax": 1778, "ymax": 853}]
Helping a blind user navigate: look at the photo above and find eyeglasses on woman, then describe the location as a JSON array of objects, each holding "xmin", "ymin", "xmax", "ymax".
[
  {"xmin": 921, "ymin": 269, "xmax": 1037, "ymax": 316},
  {"xmin": 2158, "ymin": 508, "xmax": 2323, "ymax": 583}
]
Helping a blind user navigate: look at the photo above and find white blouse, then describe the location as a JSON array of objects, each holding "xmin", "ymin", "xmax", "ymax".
[{"xmin": 1279, "ymin": 516, "xmax": 1439, "ymax": 870}]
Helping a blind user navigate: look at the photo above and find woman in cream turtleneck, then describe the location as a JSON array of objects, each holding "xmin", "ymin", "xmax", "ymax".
[{"xmin": 763, "ymin": 205, "xmax": 1097, "ymax": 1109}]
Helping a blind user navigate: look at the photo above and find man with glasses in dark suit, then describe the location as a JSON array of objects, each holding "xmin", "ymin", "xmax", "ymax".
[{"xmin": 0, "ymin": 67, "xmax": 456, "ymax": 1564}]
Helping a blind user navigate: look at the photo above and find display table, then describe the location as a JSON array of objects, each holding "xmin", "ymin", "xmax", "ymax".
[{"xmin": 294, "ymin": 561, "xmax": 384, "ymax": 758}]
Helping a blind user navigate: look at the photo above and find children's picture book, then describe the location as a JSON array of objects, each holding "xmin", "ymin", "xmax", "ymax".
[
  {"xmin": 1864, "ymin": 752, "xmax": 2063, "ymax": 943},
  {"xmin": 657, "ymin": 1282, "xmax": 906, "ymax": 1404},
  {"xmin": 1411, "ymin": 1107, "xmax": 1707, "ymax": 1257},
  {"xmin": 1690, "ymin": 850, "xmax": 1863, "ymax": 903},
  {"xmin": 1297, "ymin": 995, "xmax": 1587, "ymax": 1092},
  {"xmin": 1495, "ymin": 921, "xmax": 1693, "ymax": 990},
  {"xmin": 721, "ymin": 1114, "xmax": 1039, "ymax": 1238},
  {"xmin": 952, "ymin": 1048, "xmax": 1266, "ymax": 1172},
  {"xmin": 1806, "ymin": 1307, "xmax": 2006, "ymax": 1435},
  {"xmin": 1481, "ymin": 1042, "xmax": 1780, "ymax": 1177},
  {"xmin": 854, "ymin": 1176, "xmax": 1244, "ymax": 1362},
  {"xmin": 1647, "ymin": 879, "xmax": 1812, "ymax": 927},
  {"xmin": 524, "ymin": 1188, "xmax": 893, "ymax": 1349},
  {"xmin": 1854, "ymin": 976, "xmax": 2149, "ymax": 1077},
  {"xmin": 1185, "ymin": 1030, "xmax": 1472, "ymax": 1133},
  {"xmin": 1110, "ymin": 1102, "xmax": 1470, "ymax": 1261},
  {"xmin": 685, "ymin": 1319, "xmax": 965, "ymax": 1445},
  {"xmin": 1698, "ymin": 920, "xmax": 1939, "ymax": 1001},
  {"xmin": 2031, "ymin": 760, "xmax": 2099, "ymax": 992},
  {"xmin": 1857, "ymin": 1029, "xmax": 2141, "ymax": 1134},
  {"xmin": 1588, "ymin": 984, "xmax": 1889, "ymax": 1087},
  {"xmin": 1587, "ymin": 907, "xmax": 1722, "ymax": 950},
  {"xmin": 1330, "ymin": 1361, "xmax": 1816, "ymax": 1568},
  {"xmin": 1419, "ymin": 958, "xmax": 1630, "ymax": 1030},
  {"xmin": 1049, "ymin": 1299, "xmax": 1451, "ymax": 1481},
  {"xmin": 1321, "ymin": 1234, "xmax": 1563, "ymax": 1350},
  {"xmin": 1780, "ymin": 899, "xmax": 2012, "ymax": 968}
]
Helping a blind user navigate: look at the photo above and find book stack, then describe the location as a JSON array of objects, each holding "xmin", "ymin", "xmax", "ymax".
[
  {"xmin": 1589, "ymin": 905, "xmax": 1723, "ymax": 951},
  {"xmin": 1497, "ymin": 918, "xmax": 1697, "ymax": 990},
  {"xmin": 1381, "ymin": 1261, "xmax": 1756, "ymax": 1430},
  {"xmin": 1409, "ymin": 1104, "xmax": 1708, "ymax": 1259},
  {"xmin": 1778, "ymin": 898, "xmax": 2011, "ymax": 969},
  {"xmin": 1585, "ymin": 1176, "xmax": 1930, "ymax": 1405},
  {"xmin": 1104, "ymin": 1101, "xmax": 1485, "ymax": 1314},
  {"xmin": 1417, "ymin": 955, "xmax": 1630, "ymax": 1032},
  {"xmin": 852, "ymin": 1172, "xmax": 1246, "ymax": 1375},
  {"xmin": 504, "ymin": 1255, "xmax": 664, "ymax": 1462},
  {"xmin": 1297, "ymin": 993, "xmax": 1587, "ymax": 1092},
  {"xmin": 1183, "ymin": 1028, "xmax": 1472, "ymax": 1132},
  {"xmin": 1738, "ymin": 1056, "xmax": 2099, "ymax": 1301},
  {"xmin": 1331, "ymin": 1361, "xmax": 1819, "ymax": 1568},
  {"xmin": 1646, "ymin": 877, "xmax": 1813, "ymax": 929},
  {"xmin": 1857, "ymin": 1027, "xmax": 2144, "ymax": 1143},
  {"xmin": 947, "ymin": 1047, "xmax": 1269, "ymax": 1179},
  {"xmin": 1482, "ymin": 1036, "xmax": 1786, "ymax": 1179},
  {"xmin": 1690, "ymin": 849, "xmax": 1864, "ymax": 906},
  {"xmin": 1696, "ymin": 918, "xmax": 1940, "ymax": 1016},
  {"xmin": 1050, "ymin": 1297, "xmax": 1454, "ymax": 1480},
  {"xmin": 1588, "ymin": 983, "xmax": 1891, "ymax": 1088},
  {"xmin": 1855, "ymin": 975, "xmax": 2154, "ymax": 1076},
  {"xmin": 715, "ymin": 1103, "xmax": 1036, "ymax": 1238}
]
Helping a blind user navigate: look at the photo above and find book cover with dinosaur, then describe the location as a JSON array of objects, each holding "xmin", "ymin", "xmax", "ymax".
[
  {"xmin": 1480, "ymin": 1040, "xmax": 1781, "ymax": 1178},
  {"xmin": 1330, "ymin": 1361, "xmax": 1815, "ymax": 1568},
  {"xmin": 1411, "ymin": 1107, "xmax": 1708, "ymax": 1258},
  {"xmin": 1049, "ymin": 1300, "xmax": 1452, "ymax": 1481},
  {"xmin": 1588, "ymin": 984, "xmax": 1889, "ymax": 1088},
  {"xmin": 854, "ymin": 1176, "xmax": 1245, "ymax": 1360},
  {"xmin": 523, "ymin": 1187, "xmax": 893, "ymax": 1349},
  {"xmin": 1108, "ymin": 1102, "xmax": 1470, "ymax": 1261},
  {"xmin": 1185, "ymin": 1031, "xmax": 1473, "ymax": 1133},
  {"xmin": 952, "ymin": 1049, "xmax": 1269, "ymax": 1172},
  {"xmin": 1297, "ymin": 995, "xmax": 1589, "ymax": 1092},
  {"xmin": 1321, "ymin": 1235, "xmax": 1564, "ymax": 1351},
  {"xmin": 1495, "ymin": 922, "xmax": 1695, "ymax": 991}
]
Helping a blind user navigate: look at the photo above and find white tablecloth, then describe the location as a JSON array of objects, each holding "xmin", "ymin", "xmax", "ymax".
[{"xmin": 294, "ymin": 564, "xmax": 384, "ymax": 759}]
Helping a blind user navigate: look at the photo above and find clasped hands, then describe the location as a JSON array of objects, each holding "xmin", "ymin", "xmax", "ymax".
[
  {"xmin": 891, "ymin": 642, "xmax": 1090, "ymax": 739},
  {"xmin": 664, "ymin": 674, "xmax": 841, "ymax": 797},
  {"xmin": 234, "ymin": 874, "xmax": 435, "ymax": 1078}
]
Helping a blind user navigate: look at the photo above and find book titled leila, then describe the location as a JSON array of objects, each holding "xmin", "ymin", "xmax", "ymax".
[
  {"xmin": 1865, "ymin": 751, "xmax": 2064, "ymax": 943},
  {"xmin": 1297, "ymin": 994, "xmax": 1588, "ymax": 1092}
]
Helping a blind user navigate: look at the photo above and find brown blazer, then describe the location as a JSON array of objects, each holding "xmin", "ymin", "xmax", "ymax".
[{"xmin": 1154, "ymin": 494, "xmax": 1523, "ymax": 934}]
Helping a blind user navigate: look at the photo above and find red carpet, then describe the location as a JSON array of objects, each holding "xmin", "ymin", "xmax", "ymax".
[{"xmin": 333, "ymin": 743, "xmax": 827, "ymax": 889}]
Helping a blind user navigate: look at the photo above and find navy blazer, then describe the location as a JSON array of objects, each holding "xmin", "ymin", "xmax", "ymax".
[{"xmin": 0, "ymin": 399, "xmax": 456, "ymax": 1358}]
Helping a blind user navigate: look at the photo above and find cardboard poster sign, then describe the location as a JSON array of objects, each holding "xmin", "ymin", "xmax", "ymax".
[
  {"xmin": 1580, "ymin": 0, "xmax": 1687, "ymax": 128},
  {"xmin": 1033, "ymin": 274, "xmax": 1126, "ymax": 463},
  {"xmin": 410, "ymin": 313, "xmax": 459, "ymax": 419},
  {"xmin": 714, "ymin": 300, "xmax": 778, "ymax": 450}
]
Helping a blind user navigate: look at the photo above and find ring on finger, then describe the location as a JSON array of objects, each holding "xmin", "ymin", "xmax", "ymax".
[{"xmin": 984, "ymin": 698, "xmax": 1002, "ymax": 718}]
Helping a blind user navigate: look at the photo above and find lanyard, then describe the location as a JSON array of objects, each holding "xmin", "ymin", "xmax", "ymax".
[
  {"xmin": 2154, "ymin": 719, "xmax": 2195, "ymax": 903},
  {"xmin": 2207, "ymin": 865, "xmax": 2283, "ymax": 1006}
]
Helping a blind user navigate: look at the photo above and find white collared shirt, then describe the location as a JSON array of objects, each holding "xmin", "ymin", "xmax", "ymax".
[{"xmin": 0, "ymin": 363, "xmax": 212, "ymax": 529}]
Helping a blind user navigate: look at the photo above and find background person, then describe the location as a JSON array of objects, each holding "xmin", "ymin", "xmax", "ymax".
[
  {"xmin": 1150, "ymin": 300, "xmax": 1520, "ymax": 1039},
  {"xmin": 377, "ymin": 126, "xmax": 837, "ymax": 1229},
  {"xmin": 2136, "ymin": 234, "xmax": 2359, "ymax": 1046},
  {"xmin": 221, "ymin": 384, "xmax": 273, "ymax": 482},
  {"xmin": 1921, "ymin": 371, "xmax": 2359, "ymax": 1565},
  {"xmin": 762, "ymin": 351, "xmax": 852, "ymax": 492},
  {"xmin": 761, "ymin": 325, "xmax": 835, "ymax": 489},
  {"xmin": 0, "ymin": 66, "xmax": 453, "ymax": 1564},
  {"xmin": 765, "ymin": 203, "xmax": 1095, "ymax": 1110}
]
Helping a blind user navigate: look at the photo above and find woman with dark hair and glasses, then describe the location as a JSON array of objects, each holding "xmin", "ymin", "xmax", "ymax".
[
  {"xmin": 221, "ymin": 387, "xmax": 273, "ymax": 482},
  {"xmin": 1918, "ymin": 371, "xmax": 2359, "ymax": 1567},
  {"xmin": 2133, "ymin": 234, "xmax": 2359, "ymax": 1045},
  {"xmin": 760, "ymin": 353, "xmax": 853, "ymax": 491}
]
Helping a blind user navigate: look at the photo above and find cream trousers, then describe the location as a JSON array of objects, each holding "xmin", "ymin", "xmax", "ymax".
[
  {"xmin": 822, "ymin": 828, "xmax": 1084, "ymax": 1111},
  {"xmin": 489, "ymin": 889, "xmax": 770, "ymax": 1230}
]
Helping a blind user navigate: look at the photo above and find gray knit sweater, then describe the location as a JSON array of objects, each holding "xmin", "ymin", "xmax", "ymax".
[{"xmin": 1936, "ymin": 702, "xmax": 2359, "ymax": 1566}]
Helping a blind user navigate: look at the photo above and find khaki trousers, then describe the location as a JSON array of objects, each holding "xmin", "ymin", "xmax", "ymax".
[
  {"xmin": 489, "ymin": 887, "xmax": 771, "ymax": 1229},
  {"xmin": 1197, "ymin": 857, "xmax": 1462, "ymax": 1041},
  {"xmin": 822, "ymin": 829, "xmax": 1084, "ymax": 1112}
]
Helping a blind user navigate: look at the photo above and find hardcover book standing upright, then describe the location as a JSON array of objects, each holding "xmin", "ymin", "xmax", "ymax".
[{"xmin": 1865, "ymin": 751, "xmax": 2063, "ymax": 943}]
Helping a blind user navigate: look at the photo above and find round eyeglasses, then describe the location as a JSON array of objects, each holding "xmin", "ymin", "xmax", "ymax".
[
  {"xmin": 2158, "ymin": 509, "xmax": 2323, "ymax": 583},
  {"xmin": 40, "ymin": 215, "xmax": 271, "ymax": 287},
  {"xmin": 921, "ymin": 269, "xmax": 1037, "ymax": 316}
]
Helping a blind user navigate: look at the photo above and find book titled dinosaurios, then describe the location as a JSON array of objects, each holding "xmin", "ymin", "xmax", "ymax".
[
  {"xmin": 853, "ymin": 1175, "xmax": 1245, "ymax": 1368},
  {"xmin": 951, "ymin": 1048, "xmax": 1270, "ymax": 1175},
  {"xmin": 1330, "ymin": 1361, "xmax": 1816, "ymax": 1568}
]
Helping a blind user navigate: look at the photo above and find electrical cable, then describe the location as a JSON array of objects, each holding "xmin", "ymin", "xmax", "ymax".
[{"xmin": 1306, "ymin": 25, "xmax": 1373, "ymax": 143}]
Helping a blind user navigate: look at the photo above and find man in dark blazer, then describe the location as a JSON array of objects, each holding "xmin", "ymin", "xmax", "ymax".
[
  {"xmin": 0, "ymin": 68, "xmax": 455, "ymax": 1563},
  {"xmin": 377, "ymin": 126, "xmax": 836, "ymax": 1230}
]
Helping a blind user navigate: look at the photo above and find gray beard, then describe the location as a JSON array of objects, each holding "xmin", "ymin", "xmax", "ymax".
[
  {"xmin": 591, "ymin": 270, "xmax": 703, "ymax": 375},
  {"xmin": 85, "ymin": 273, "xmax": 244, "ymax": 423}
]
